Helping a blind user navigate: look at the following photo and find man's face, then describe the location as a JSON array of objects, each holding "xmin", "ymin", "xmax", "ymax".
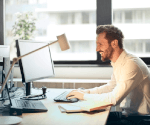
[{"xmin": 96, "ymin": 32, "xmax": 114, "ymax": 62}]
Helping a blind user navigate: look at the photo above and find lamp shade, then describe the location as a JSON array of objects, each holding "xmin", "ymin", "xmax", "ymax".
[{"xmin": 57, "ymin": 33, "xmax": 70, "ymax": 51}]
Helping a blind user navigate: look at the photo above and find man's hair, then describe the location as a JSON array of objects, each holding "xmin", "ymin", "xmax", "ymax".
[{"xmin": 96, "ymin": 25, "xmax": 124, "ymax": 49}]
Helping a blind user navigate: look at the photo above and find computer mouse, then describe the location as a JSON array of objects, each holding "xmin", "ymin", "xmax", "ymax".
[
  {"xmin": 67, "ymin": 95, "xmax": 79, "ymax": 102},
  {"xmin": 69, "ymin": 98, "xmax": 79, "ymax": 103},
  {"xmin": 78, "ymin": 87, "xmax": 85, "ymax": 90}
]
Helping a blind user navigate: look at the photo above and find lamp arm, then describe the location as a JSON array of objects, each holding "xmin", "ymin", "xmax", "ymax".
[
  {"xmin": 0, "ymin": 58, "xmax": 18, "ymax": 94},
  {"xmin": 0, "ymin": 40, "xmax": 57, "ymax": 94},
  {"xmin": 19, "ymin": 40, "xmax": 57, "ymax": 59}
]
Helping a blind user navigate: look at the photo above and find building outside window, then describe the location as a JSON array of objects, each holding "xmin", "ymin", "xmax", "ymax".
[
  {"xmin": 82, "ymin": 12, "xmax": 89, "ymax": 24},
  {"xmin": 5, "ymin": 0, "xmax": 97, "ymax": 61},
  {"xmin": 5, "ymin": 0, "xmax": 150, "ymax": 64},
  {"xmin": 112, "ymin": 0, "xmax": 150, "ymax": 57}
]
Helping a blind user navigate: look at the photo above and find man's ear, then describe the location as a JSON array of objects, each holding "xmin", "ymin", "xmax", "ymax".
[{"xmin": 111, "ymin": 39, "xmax": 118, "ymax": 48}]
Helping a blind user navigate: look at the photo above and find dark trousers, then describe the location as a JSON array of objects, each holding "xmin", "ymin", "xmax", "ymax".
[{"xmin": 106, "ymin": 111, "xmax": 150, "ymax": 125}]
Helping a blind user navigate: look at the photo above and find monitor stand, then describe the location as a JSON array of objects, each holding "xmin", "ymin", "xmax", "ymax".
[{"xmin": 26, "ymin": 82, "xmax": 31, "ymax": 96}]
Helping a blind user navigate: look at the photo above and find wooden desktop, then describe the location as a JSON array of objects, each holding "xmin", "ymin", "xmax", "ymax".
[{"xmin": 1, "ymin": 89, "xmax": 111, "ymax": 125}]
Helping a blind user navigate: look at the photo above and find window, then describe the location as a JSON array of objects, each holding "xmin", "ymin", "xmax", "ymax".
[
  {"xmin": 59, "ymin": 13, "xmax": 69, "ymax": 24},
  {"xmin": 113, "ymin": 9, "xmax": 150, "ymax": 24},
  {"xmin": 124, "ymin": 11, "xmax": 132, "ymax": 23},
  {"xmin": 3, "ymin": 0, "xmax": 150, "ymax": 65},
  {"xmin": 113, "ymin": 11, "xmax": 122, "ymax": 23},
  {"xmin": 82, "ymin": 12, "xmax": 89, "ymax": 24},
  {"xmin": 112, "ymin": 0, "xmax": 150, "ymax": 59},
  {"xmin": 5, "ymin": 0, "xmax": 97, "ymax": 64},
  {"xmin": 89, "ymin": 12, "xmax": 96, "ymax": 24},
  {"xmin": 135, "ymin": 10, "xmax": 143, "ymax": 23},
  {"xmin": 145, "ymin": 10, "xmax": 150, "ymax": 23}
]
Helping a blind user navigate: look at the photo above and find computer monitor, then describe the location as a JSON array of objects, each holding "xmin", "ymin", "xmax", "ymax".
[
  {"xmin": 16, "ymin": 40, "xmax": 55, "ymax": 96},
  {"xmin": 0, "ymin": 46, "xmax": 15, "ymax": 99},
  {"xmin": 0, "ymin": 46, "xmax": 10, "ymax": 84}
]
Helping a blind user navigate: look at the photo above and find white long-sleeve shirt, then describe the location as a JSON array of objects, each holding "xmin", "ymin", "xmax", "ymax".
[{"xmin": 84, "ymin": 50, "xmax": 150, "ymax": 115}]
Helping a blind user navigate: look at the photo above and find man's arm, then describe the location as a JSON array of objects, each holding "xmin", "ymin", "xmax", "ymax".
[
  {"xmin": 84, "ymin": 61, "xmax": 143, "ymax": 105},
  {"xmin": 67, "ymin": 61, "xmax": 143, "ymax": 106},
  {"xmin": 66, "ymin": 73, "xmax": 116, "ymax": 100}
]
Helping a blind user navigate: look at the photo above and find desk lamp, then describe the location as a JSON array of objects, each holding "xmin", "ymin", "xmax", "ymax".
[{"xmin": 0, "ymin": 33, "xmax": 70, "ymax": 94}]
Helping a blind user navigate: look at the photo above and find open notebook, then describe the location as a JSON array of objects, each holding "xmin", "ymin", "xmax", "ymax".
[{"xmin": 58, "ymin": 100, "xmax": 113, "ymax": 113}]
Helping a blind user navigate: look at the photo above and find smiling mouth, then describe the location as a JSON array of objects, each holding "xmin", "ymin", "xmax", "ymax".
[{"xmin": 99, "ymin": 51, "xmax": 104, "ymax": 56}]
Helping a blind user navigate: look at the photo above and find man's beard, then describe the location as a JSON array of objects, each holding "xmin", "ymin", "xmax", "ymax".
[{"xmin": 101, "ymin": 45, "xmax": 114, "ymax": 62}]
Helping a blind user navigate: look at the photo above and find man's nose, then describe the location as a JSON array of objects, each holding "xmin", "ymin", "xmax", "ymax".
[{"xmin": 96, "ymin": 45, "xmax": 100, "ymax": 52}]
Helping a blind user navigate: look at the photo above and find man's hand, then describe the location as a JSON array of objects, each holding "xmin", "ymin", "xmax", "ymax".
[{"xmin": 66, "ymin": 90, "xmax": 85, "ymax": 100}]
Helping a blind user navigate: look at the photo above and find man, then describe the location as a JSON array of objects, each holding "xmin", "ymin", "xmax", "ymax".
[{"xmin": 66, "ymin": 25, "xmax": 150, "ymax": 124}]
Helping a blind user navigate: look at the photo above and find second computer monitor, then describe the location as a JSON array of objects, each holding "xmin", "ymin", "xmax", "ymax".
[{"xmin": 16, "ymin": 40, "xmax": 55, "ymax": 83}]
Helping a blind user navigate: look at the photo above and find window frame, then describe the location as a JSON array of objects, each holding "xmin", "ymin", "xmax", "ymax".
[{"xmin": 0, "ymin": 0, "xmax": 5, "ymax": 45}]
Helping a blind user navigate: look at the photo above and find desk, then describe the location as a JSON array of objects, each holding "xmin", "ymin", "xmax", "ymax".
[{"xmin": 3, "ymin": 89, "xmax": 111, "ymax": 125}]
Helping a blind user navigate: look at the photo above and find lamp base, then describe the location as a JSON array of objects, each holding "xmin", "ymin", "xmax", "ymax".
[{"xmin": 0, "ymin": 116, "xmax": 22, "ymax": 125}]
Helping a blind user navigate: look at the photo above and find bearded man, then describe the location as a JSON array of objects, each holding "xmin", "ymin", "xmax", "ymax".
[{"xmin": 67, "ymin": 25, "xmax": 150, "ymax": 125}]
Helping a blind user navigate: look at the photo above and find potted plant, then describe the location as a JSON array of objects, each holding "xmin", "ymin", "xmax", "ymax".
[
  {"xmin": 12, "ymin": 12, "xmax": 36, "ymax": 40},
  {"xmin": 10, "ymin": 12, "xmax": 37, "ymax": 60}
]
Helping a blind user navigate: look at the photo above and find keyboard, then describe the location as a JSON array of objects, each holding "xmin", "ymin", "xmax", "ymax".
[
  {"xmin": 9, "ymin": 87, "xmax": 19, "ymax": 92},
  {"xmin": 11, "ymin": 99, "xmax": 48, "ymax": 112},
  {"xmin": 15, "ymin": 99, "xmax": 35, "ymax": 108},
  {"xmin": 54, "ymin": 91, "xmax": 79, "ymax": 103}
]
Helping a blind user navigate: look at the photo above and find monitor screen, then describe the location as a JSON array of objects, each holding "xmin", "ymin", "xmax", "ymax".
[
  {"xmin": 0, "ymin": 45, "xmax": 11, "ymax": 99},
  {"xmin": 16, "ymin": 40, "xmax": 55, "ymax": 83}
]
